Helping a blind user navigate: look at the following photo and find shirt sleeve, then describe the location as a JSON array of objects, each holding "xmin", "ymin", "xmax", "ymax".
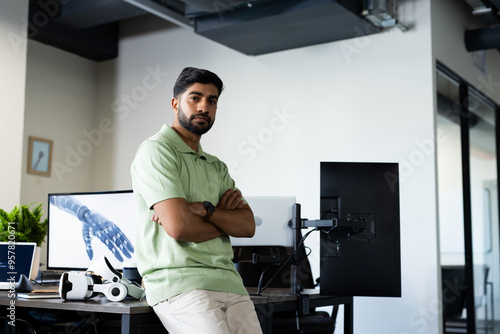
[
  {"xmin": 131, "ymin": 140, "xmax": 186, "ymax": 209},
  {"xmin": 216, "ymin": 160, "xmax": 244, "ymax": 204}
]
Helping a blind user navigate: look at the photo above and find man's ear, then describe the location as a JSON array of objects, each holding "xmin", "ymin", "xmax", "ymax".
[{"xmin": 172, "ymin": 97, "xmax": 179, "ymax": 114}]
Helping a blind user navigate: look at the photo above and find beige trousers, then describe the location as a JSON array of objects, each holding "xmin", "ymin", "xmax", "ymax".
[{"xmin": 153, "ymin": 289, "xmax": 263, "ymax": 334}]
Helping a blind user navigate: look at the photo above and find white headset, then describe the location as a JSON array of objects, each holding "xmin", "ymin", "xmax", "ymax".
[{"xmin": 59, "ymin": 256, "xmax": 145, "ymax": 302}]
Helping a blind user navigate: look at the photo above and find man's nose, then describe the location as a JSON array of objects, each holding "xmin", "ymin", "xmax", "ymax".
[{"xmin": 197, "ymin": 99, "xmax": 210, "ymax": 112}]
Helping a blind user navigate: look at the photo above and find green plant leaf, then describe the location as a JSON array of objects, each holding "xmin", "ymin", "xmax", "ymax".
[{"xmin": 0, "ymin": 203, "xmax": 48, "ymax": 247}]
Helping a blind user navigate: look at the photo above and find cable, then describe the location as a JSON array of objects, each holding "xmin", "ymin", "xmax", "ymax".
[
  {"xmin": 303, "ymin": 246, "xmax": 312, "ymax": 257},
  {"xmin": 256, "ymin": 263, "xmax": 281, "ymax": 295},
  {"xmin": 1, "ymin": 317, "xmax": 37, "ymax": 334},
  {"xmin": 257, "ymin": 228, "xmax": 317, "ymax": 295}
]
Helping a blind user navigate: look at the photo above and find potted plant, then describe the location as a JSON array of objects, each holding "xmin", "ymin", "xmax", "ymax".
[{"xmin": 0, "ymin": 203, "xmax": 48, "ymax": 280}]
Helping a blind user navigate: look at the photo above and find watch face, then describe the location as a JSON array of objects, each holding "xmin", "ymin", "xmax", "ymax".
[{"xmin": 203, "ymin": 201, "xmax": 215, "ymax": 213}]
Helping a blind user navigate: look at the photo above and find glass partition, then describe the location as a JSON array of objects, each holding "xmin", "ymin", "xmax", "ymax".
[
  {"xmin": 437, "ymin": 63, "xmax": 499, "ymax": 334},
  {"xmin": 437, "ymin": 71, "xmax": 465, "ymax": 265},
  {"xmin": 468, "ymin": 88, "xmax": 498, "ymax": 332}
]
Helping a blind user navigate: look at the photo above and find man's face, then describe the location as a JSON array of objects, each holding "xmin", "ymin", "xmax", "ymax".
[{"xmin": 174, "ymin": 82, "xmax": 219, "ymax": 135}]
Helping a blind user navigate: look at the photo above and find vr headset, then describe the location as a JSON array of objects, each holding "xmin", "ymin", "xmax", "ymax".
[{"xmin": 59, "ymin": 256, "xmax": 145, "ymax": 302}]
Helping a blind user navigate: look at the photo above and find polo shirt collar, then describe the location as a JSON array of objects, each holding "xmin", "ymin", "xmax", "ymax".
[{"xmin": 160, "ymin": 125, "xmax": 217, "ymax": 163}]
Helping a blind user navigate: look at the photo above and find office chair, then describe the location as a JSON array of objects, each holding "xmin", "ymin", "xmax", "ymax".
[
  {"xmin": 483, "ymin": 265, "xmax": 494, "ymax": 333},
  {"xmin": 442, "ymin": 266, "xmax": 467, "ymax": 333},
  {"xmin": 441, "ymin": 265, "xmax": 495, "ymax": 334},
  {"xmin": 233, "ymin": 245, "xmax": 337, "ymax": 334},
  {"xmin": 233, "ymin": 245, "xmax": 294, "ymax": 289},
  {"xmin": 472, "ymin": 265, "xmax": 494, "ymax": 333}
]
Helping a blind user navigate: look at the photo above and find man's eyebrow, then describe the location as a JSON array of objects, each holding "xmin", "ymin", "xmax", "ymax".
[{"xmin": 188, "ymin": 90, "xmax": 219, "ymax": 100}]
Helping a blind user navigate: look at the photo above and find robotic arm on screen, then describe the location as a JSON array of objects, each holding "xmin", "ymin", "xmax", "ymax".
[{"xmin": 50, "ymin": 196, "xmax": 135, "ymax": 262}]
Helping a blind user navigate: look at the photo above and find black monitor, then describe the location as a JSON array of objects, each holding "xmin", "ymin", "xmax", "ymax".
[
  {"xmin": 319, "ymin": 162, "xmax": 401, "ymax": 297},
  {"xmin": 47, "ymin": 190, "xmax": 137, "ymax": 271}
]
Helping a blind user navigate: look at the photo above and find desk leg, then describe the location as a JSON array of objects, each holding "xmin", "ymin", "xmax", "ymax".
[
  {"xmin": 122, "ymin": 313, "xmax": 167, "ymax": 334},
  {"xmin": 254, "ymin": 304, "xmax": 272, "ymax": 334},
  {"xmin": 122, "ymin": 314, "xmax": 140, "ymax": 334},
  {"xmin": 344, "ymin": 300, "xmax": 353, "ymax": 334}
]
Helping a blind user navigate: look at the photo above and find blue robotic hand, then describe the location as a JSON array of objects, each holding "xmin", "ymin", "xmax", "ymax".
[{"xmin": 50, "ymin": 196, "xmax": 134, "ymax": 262}]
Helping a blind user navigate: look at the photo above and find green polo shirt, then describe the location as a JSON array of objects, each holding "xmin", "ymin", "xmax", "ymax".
[{"xmin": 130, "ymin": 125, "xmax": 248, "ymax": 306}]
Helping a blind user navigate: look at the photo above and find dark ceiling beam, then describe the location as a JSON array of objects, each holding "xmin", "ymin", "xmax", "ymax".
[
  {"xmin": 28, "ymin": 0, "xmax": 148, "ymax": 61},
  {"xmin": 30, "ymin": 21, "xmax": 120, "ymax": 61},
  {"xmin": 53, "ymin": 0, "xmax": 147, "ymax": 29}
]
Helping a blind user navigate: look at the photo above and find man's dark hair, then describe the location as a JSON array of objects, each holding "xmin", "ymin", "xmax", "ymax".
[{"xmin": 173, "ymin": 67, "xmax": 224, "ymax": 98}]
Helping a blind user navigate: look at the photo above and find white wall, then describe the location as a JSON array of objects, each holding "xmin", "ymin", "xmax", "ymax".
[
  {"xmin": 88, "ymin": 1, "xmax": 439, "ymax": 332},
  {"xmin": 23, "ymin": 40, "xmax": 98, "ymax": 198},
  {"xmin": 0, "ymin": 0, "xmax": 29, "ymax": 209},
  {"xmin": 22, "ymin": 40, "xmax": 98, "ymax": 269}
]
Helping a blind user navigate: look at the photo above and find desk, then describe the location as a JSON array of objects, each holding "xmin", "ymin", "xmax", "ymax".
[
  {"xmin": 1, "ymin": 289, "xmax": 353, "ymax": 334},
  {"xmin": 248, "ymin": 288, "xmax": 353, "ymax": 334},
  {"xmin": 0, "ymin": 291, "xmax": 163, "ymax": 334}
]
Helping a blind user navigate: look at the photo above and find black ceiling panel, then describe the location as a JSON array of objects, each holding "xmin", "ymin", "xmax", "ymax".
[
  {"xmin": 28, "ymin": 0, "xmax": 147, "ymax": 61},
  {"xmin": 27, "ymin": 0, "xmax": 385, "ymax": 60},
  {"xmin": 194, "ymin": 0, "xmax": 380, "ymax": 55}
]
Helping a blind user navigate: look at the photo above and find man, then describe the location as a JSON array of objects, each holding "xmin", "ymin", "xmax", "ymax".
[{"xmin": 131, "ymin": 67, "xmax": 263, "ymax": 334}]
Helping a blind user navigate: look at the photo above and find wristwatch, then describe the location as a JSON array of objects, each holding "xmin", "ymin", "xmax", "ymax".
[{"xmin": 202, "ymin": 201, "xmax": 215, "ymax": 220}]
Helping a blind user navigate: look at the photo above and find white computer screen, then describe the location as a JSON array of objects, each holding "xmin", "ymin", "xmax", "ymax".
[
  {"xmin": 231, "ymin": 196, "xmax": 296, "ymax": 247},
  {"xmin": 47, "ymin": 190, "xmax": 137, "ymax": 271}
]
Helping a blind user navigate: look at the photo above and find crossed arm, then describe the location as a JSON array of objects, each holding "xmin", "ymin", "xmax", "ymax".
[{"xmin": 152, "ymin": 189, "xmax": 256, "ymax": 243}]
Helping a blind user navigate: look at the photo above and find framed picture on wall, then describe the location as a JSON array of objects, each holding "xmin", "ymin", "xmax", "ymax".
[{"xmin": 27, "ymin": 136, "xmax": 53, "ymax": 177}]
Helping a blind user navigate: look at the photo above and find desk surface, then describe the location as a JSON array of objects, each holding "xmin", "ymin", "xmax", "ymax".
[
  {"xmin": 0, "ymin": 292, "xmax": 152, "ymax": 314},
  {"xmin": 0, "ymin": 287, "xmax": 349, "ymax": 314}
]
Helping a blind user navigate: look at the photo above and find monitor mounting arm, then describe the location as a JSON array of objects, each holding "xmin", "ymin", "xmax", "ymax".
[
  {"xmin": 288, "ymin": 203, "xmax": 332, "ymax": 295},
  {"xmin": 288, "ymin": 203, "xmax": 374, "ymax": 295}
]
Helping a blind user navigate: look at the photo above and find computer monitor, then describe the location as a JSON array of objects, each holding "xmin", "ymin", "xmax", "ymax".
[
  {"xmin": 47, "ymin": 190, "xmax": 136, "ymax": 271},
  {"xmin": 230, "ymin": 196, "xmax": 296, "ymax": 247},
  {"xmin": 0, "ymin": 242, "xmax": 36, "ymax": 289},
  {"xmin": 319, "ymin": 162, "xmax": 401, "ymax": 297}
]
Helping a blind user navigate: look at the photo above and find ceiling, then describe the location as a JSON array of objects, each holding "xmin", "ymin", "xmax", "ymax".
[
  {"xmin": 464, "ymin": 0, "xmax": 500, "ymax": 52},
  {"xmin": 27, "ymin": 0, "xmax": 500, "ymax": 62},
  {"xmin": 26, "ymin": 0, "xmax": 408, "ymax": 61},
  {"xmin": 436, "ymin": 0, "xmax": 500, "ymax": 128}
]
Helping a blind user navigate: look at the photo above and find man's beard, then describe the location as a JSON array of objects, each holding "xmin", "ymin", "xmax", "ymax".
[{"xmin": 178, "ymin": 105, "xmax": 214, "ymax": 135}]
